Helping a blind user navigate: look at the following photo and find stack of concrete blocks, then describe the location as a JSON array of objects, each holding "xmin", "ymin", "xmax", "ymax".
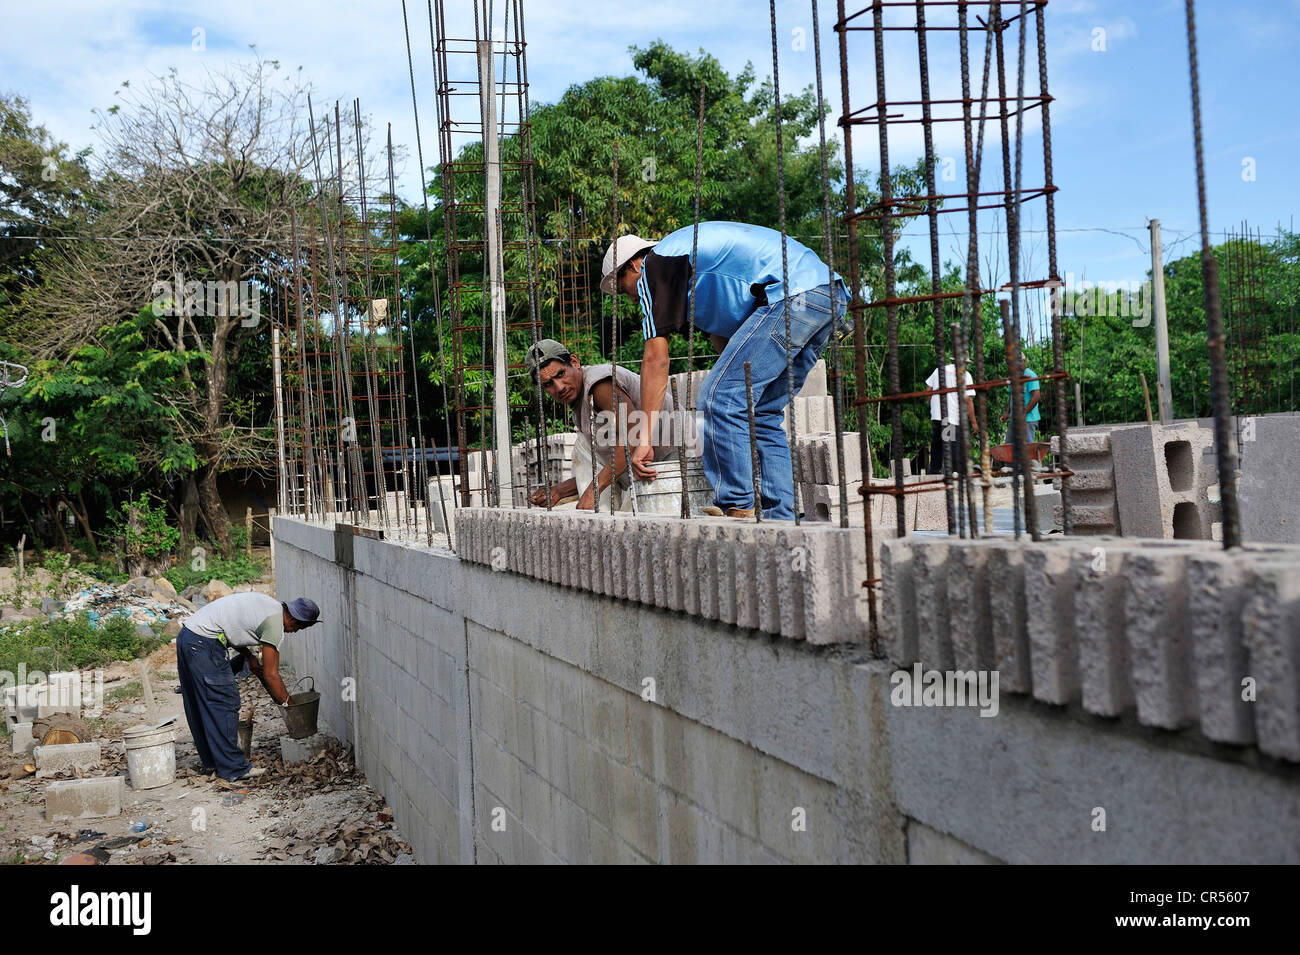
[
  {"xmin": 462, "ymin": 451, "xmax": 495, "ymax": 507},
  {"xmin": 779, "ymin": 359, "xmax": 835, "ymax": 439},
  {"xmin": 1108, "ymin": 421, "xmax": 1217, "ymax": 540},
  {"xmin": 880, "ymin": 534, "xmax": 1300, "ymax": 762},
  {"xmin": 795, "ymin": 432, "xmax": 949, "ymax": 533},
  {"xmin": 510, "ymin": 433, "xmax": 577, "ymax": 507},
  {"xmin": 1050, "ymin": 428, "xmax": 1118, "ymax": 534},
  {"xmin": 456, "ymin": 507, "xmax": 870, "ymax": 645}
]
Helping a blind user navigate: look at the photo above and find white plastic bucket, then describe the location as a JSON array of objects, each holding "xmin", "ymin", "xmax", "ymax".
[{"xmin": 123, "ymin": 724, "xmax": 176, "ymax": 789}]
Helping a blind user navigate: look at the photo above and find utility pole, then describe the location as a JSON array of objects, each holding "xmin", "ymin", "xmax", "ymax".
[
  {"xmin": 272, "ymin": 326, "xmax": 288, "ymax": 514},
  {"xmin": 1150, "ymin": 219, "xmax": 1174, "ymax": 424},
  {"xmin": 480, "ymin": 37, "xmax": 512, "ymax": 506}
]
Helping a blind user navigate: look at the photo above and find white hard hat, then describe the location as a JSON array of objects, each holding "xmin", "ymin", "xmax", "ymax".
[{"xmin": 600, "ymin": 234, "xmax": 657, "ymax": 294}]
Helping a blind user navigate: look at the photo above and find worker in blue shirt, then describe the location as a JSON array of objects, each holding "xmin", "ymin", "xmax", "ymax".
[{"xmin": 601, "ymin": 221, "xmax": 849, "ymax": 520}]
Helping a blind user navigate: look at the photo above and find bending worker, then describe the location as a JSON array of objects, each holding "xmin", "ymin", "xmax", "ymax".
[
  {"xmin": 604, "ymin": 221, "xmax": 848, "ymax": 519},
  {"xmin": 176, "ymin": 592, "xmax": 320, "ymax": 782},
  {"xmin": 525, "ymin": 338, "xmax": 679, "ymax": 510}
]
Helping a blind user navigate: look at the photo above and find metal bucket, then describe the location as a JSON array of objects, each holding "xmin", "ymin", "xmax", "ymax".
[
  {"xmin": 283, "ymin": 677, "xmax": 320, "ymax": 739},
  {"xmin": 123, "ymin": 724, "xmax": 176, "ymax": 789},
  {"xmin": 630, "ymin": 455, "xmax": 714, "ymax": 516}
]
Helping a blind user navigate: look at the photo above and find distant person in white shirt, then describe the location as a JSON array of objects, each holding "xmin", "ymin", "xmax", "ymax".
[{"xmin": 925, "ymin": 363, "xmax": 977, "ymax": 475}]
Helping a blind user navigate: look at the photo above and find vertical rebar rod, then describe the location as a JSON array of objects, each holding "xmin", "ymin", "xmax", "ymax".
[
  {"xmin": 1036, "ymin": 0, "xmax": 1070, "ymax": 534},
  {"xmin": 811, "ymin": 0, "xmax": 848, "ymax": 528},
  {"xmin": 872, "ymin": 0, "xmax": 907, "ymax": 537},
  {"xmin": 746, "ymin": 361, "xmax": 762, "ymax": 522},
  {"xmin": 837, "ymin": 0, "xmax": 880, "ymax": 651},
  {"xmin": 687, "ymin": 83, "xmax": 705, "ymax": 411},
  {"xmin": 770, "ymin": 0, "xmax": 801, "ymax": 523},
  {"xmin": 915, "ymin": 0, "xmax": 956, "ymax": 535},
  {"xmin": 671, "ymin": 378, "xmax": 689, "ymax": 518}
]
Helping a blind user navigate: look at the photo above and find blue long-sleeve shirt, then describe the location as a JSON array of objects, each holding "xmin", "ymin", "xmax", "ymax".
[{"xmin": 635, "ymin": 221, "xmax": 845, "ymax": 341}]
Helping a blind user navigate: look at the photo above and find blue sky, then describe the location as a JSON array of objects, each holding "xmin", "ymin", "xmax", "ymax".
[{"xmin": 5, "ymin": 0, "xmax": 1297, "ymax": 318}]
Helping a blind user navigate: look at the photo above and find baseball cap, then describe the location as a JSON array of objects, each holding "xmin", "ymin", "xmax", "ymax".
[
  {"xmin": 525, "ymin": 339, "xmax": 571, "ymax": 375},
  {"xmin": 600, "ymin": 235, "xmax": 657, "ymax": 294},
  {"xmin": 284, "ymin": 597, "xmax": 321, "ymax": 626}
]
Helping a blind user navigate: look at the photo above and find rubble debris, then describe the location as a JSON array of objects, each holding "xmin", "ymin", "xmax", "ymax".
[{"xmin": 60, "ymin": 580, "xmax": 189, "ymax": 631}]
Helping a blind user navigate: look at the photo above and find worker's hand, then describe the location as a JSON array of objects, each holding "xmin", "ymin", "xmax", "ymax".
[
  {"xmin": 709, "ymin": 333, "xmax": 729, "ymax": 353},
  {"xmin": 630, "ymin": 443, "xmax": 657, "ymax": 480},
  {"xmin": 530, "ymin": 486, "xmax": 563, "ymax": 507},
  {"xmin": 999, "ymin": 410, "xmax": 1008, "ymax": 423}
]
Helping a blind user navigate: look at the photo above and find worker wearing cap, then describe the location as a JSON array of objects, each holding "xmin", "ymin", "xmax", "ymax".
[
  {"xmin": 524, "ymin": 338, "xmax": 679, "ymax": 510},
  {"xmin": 177, "ymin": 592, "xmax": 320, "ymax": 782},
  {"xmin": 605, "ymin": 222, "xmax": 849, "ymax": 520}
]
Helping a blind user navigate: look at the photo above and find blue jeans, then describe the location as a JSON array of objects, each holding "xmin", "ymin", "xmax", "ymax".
[
  {"xmin": 176, "ymin": 626, "xmax": 251, "ymax": 780},
  {"xmin": 698, "ymin": 283, "xmax": 850, "ymax": 520}
]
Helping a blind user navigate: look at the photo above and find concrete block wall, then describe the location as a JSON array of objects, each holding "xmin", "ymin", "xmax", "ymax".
[
  {"xmin": 275, "ymin": 514, "xmax": 1300, "ymax": 864},
  {"xmin": 880, "ymin": 534, "xmax": 1300, "ymax": 761},
  {"xmin": 454, "ymin": 508, "xmax": 870, "ymax": 646}
]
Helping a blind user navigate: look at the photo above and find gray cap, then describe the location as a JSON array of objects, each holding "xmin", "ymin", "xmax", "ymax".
[
  {"xmin": 524, "ymin": 339, "xmax": 571, "ymax": 375},
  {"xmin": 284, "ymin": 597, "xmax": 321, "ymax": 626}
]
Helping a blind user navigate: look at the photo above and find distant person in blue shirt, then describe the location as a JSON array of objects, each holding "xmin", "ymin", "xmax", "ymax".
[
  {"xmin": 601, "ymin": 222, "xmax": 849, "ymax": 520},
  {"xmin": 1001, "ymin": 366, "xmax": 1041, "ymax": 443}
]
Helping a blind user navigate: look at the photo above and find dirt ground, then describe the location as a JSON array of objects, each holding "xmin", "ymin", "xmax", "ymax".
[{"xmin": 1, "ymin": 644, "xmax": 413, "ymax": 865}]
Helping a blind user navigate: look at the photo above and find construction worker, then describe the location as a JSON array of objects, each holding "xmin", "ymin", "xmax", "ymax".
[
  {"xmin": 176, "ymin": 592, "xmax": 320, "ymax": 782},
  {"xmin": 525, "ymin": 338, "xmax": 680, "ymax": 510},
  {"xmin": 604, "ymin": 221, "xmax": 848, "ymax": 520},
  {"xmin": 925, "ymin": 362, "xmax": 978, "ymax": 475}
]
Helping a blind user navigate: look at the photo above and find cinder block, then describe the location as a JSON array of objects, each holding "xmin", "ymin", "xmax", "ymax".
[
  {"xmin": 621, "ymin": 517, "xmax": 642, "ymax": 604},
  {"xmin": 45, "ymin": 777, "xmax": 125, "ymax": 821},
  {"xmin": 800, "ymin": 527, "xmax": 868, "ymax": 645},
  {"xmin": 34, "ymin": 741, "xmax": 102, "ymax": 777},
  {"xmin": 1070, "ymin": 543, "xmax": 1134, "ymax": 717},
  {"xmin": 982, "ymin": 545, "xmax": 1024, "ymax": 696},
  {"xmin": 714, "ymin": 523, "xmax": 738, "ymax": 627},
  {"xmin": 774, "ymin": 527, "xmax": 807, "ymax": 640},
  {"xmin": 1242, "ymin": 561, "xmax": 1300, "ymax": 761},
  {"xmin": 754, "ymin": 535, "xmax": 781, "ymax": 634},
  {"xmin": 10, "ymin": 721, "xmax": 35, "ymax": 756},
  {"xmin": 638, "ymin": 524, "xmax": 655, "ymax": 609},
  {"xmin": 1186, "ymin": 552, "xmax": 1255, "ymax": 744},
  {"xmin": 731, "ymin": 525, "xmax": 761, "ymax": 631},
  {"xmin": 1239, "ymin": 416, "xmax": 1300, "ymax": 544},
  {"xmin": 796, "ymin": 358, "xmax": 827, "ymax": 398},
  {"xmin": 913, "ymin": 542, "xmax": 954, "ymax": 671},
  {"xmin": 879, "ymin": 539, "xmax": 918, "ymax": 666},
  {"xmin": 1022, "ymin": 546, "xmax": 1078, "ymax": 702},
  {"xmin": 280, "ymin": 732, "xmax": 331, "ymax": 765},
  {"xmin": 605, "ymin": 517, "xmax": 626, "ymax": 600},
  {"xmin": 696, "ymin": 523, "xmax": 720, "ymax": 622},
  {"xmin": 665, "ymin": 521, "xmax": 688, "ymax": 612},
  {"xmin": 1122, "ymin": 551, "xmax": 1194, "ymax": 729},
  {"xmin": 946, "ymin": 541, "xmax": 994, "ymax": 672}
]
